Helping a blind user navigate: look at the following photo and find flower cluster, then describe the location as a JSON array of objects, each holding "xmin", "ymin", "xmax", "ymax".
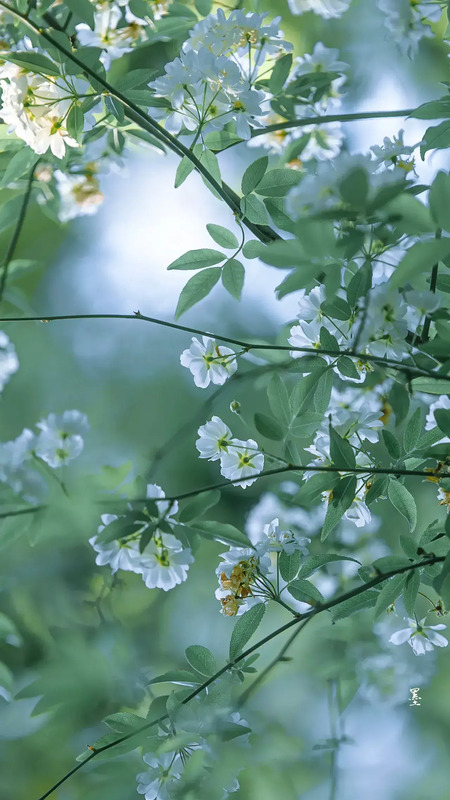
[
  {"xmin": 378, "ymin": 0, "xmax": 443, "ymax": 55},
  {"xmin": 0, "ymin": 62, "xmax": 79, "ymax": 158},
  {"xmin": 90, "ymin": 484, "xmax": 194, "ymax": 591},
  {"xmin": 196, "ymin": 416, "xmax": 264, "ymax": 488},
  {"xmin": 180, "ymin": 336, "xmax": 237, "ymax": 388},
  {"xmin": 148, "ymin": 9, "xmax": 292, "ymax": 138},
  {"xmin": 76, "ymin": 3, "xmax": 149, "ymax": 69}
]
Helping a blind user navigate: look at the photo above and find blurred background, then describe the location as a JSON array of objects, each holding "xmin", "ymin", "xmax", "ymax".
[{"xmin": 0, "ymin": 1, "xmax": 449, "ymax": 798}]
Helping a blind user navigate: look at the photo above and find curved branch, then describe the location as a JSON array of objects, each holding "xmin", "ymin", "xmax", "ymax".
[
  {"xmin": 0, "ymin": 312, "xmax": 443, "ymax": 380},
  {"xmin": 0, "ymin": 161, "xmax": 38, "ymax": 305},
  {"xmin": 35, "ymin": 553, "xmax": 445, "ymax": 800}
]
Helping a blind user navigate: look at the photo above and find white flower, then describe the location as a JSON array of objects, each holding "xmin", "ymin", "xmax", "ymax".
[
  {"xmin": 76, "ymin": 6, "xmax": 139, "ymax": 68},
  {"xmin": 344, "ymin": 496, "xmax": 372, "ymax": 528},
  {"xmin": 138, "ymin": 532, "xmax": 194, "ymax": 591},
  {"xmin": 55, "ymin": 170, "xmax": 103, "ymax": 223},
  {"xmin": 288, "ymin": 320, "xmax": 322, "ymax": 354},
  {"xmin": 246, "ymin": 493, "xmax": 325, "ymax": 543},
  {"xmin": 425, "ymin": 395, "xmax": 450, "ymax": 431},
  {"xmin": 145, "ymin": 482, "xmax": 179, "ymax": 521},
  {"xmin": 35, "ymin": 410, "xmax": 89, "ymax": 468},
  {"xmin": 137, "ymin": 752, "xmax": 183, "ymax": 800},
  {"xmin": 259, "ymin": 517, "xmax": 311, "ymax": 555},
  {"xmin": 0, "ymin": 332, "xmax": 19, "ymax": 393},
  {"xmin": 389, "ymin": 618, "xmax": 448, "ymax": 656},
  {"xmin": 370, "ymin": 129, "xmax": 416, "ymax": 173},
  {"xmin": 220, "ymin": 438, "xmax": 264, "ymax": 488},
  {"xmin": 287, "ymin": 0, "xmax": 352, "ymax": 18},
  {"xmin": 89, "ymin": 515, "xmax": 142, "ymax": 574},
  {"xmin": 180, "ymin": 336, "xmax": 237, "ymax": 388},
  {"xmin": 297, "ymin": 122, "xmax": 344, "ymax": 162},
  {"xmin": 378, "ymin": 0, "xmax": 440, "ymax": 55},
  {"xmin": 196, "ymin": 416, "xmax": 235, "ymax": 461}
]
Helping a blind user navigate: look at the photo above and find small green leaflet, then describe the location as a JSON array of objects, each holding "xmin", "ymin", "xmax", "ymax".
[
  {"xmin": 254, "ymin": 412, "xmax": 285, "ymax": 441},
  {"xmin": 435, "ymin": 408, "xmax": 450, "ymax": 437},
  {"xmin": 4, "ymin": 52, "xmax": 61, "ymax": 77},
  {"xmin": 374, "ymin": 573, "xmax": 407, "ymax": 619},
  {"xmin": 297, "ymin": 553, "xmax": 361, "ymax": 580},
  {"xmin": 268, "ymin": 374, "xmax": 291, "ymax": 425},
  {"xmin": 222, "ymin": 259, "xmax": 244, "ymax": 300},
  {"xmin": 206, "ymin": 224, "xmax": 239, "ymax": 249},
  {"xmin": 178, "ymin": 489, "xmax": 221, "ymax": 524},
  {"xmin": 174, "ymin": 156, "xmax": 195, "ymax": 188},
  {"xmin": 185, "ymin": 645, "xmax": 216, "ymax": 676},
  {"xmin": 190, "ymin": 520, "xmax": 250, "ymax": 547},
  {"xmin": 241, "ymin": 156, "xmax": 268, "ymax": 196},
  {"xmin": 229, "ymin": 604, "xmax": 265, "ymax": 661},
  {"xmin": 148, "ymin": 669, "xmax": 202, "ymax": 686},
  {"xmin": 321, "ymin": 475, "xmax": 357, "ymax": 542},
  {"xmin": 403, "ymin": 570, "xmax": 420, "ymax": 617},
  {"xmin": 240, "ymin": 194, "xmax": 269, "ymax": 224},
  {"xmin": 287, "ymin": 579, "xmax": 324, "ymax": 605},
  {"xmin": 1, "ymin": 148, "xmax": 36, "ymax": 188},
  {"xmin": 329, "ymin": 425, "xmax": 356, "ymax": 469},
  {"xmin": 331, "ymin": 590, "xmax": 379, "ymax": 622},
  {"xmin": 175, "ymin": 268, "xmax": 221, "ymax": 319},
  {"xmin": 168, "ymin": 248, "xmax": 225, "ymax": 270},
  {"xmin": 428, "ymin": 171, "xmax": 450, "ymax": 232},
  {"xmin": 403, "ymin": 407, "xmax": 422, "ymax": 452},
  {"xmin": 103, "ymin": 712, "xmax": 145, "ymax": 733},
  {"xmin": 388, "ymin": 479, "xmax": 417, "ymax": 531},
  {"xmin": 420, "ymin": 120, "xmax": 450, "ymax": 158},
  {"xmin": 278, "ymin": 550, "xmax": 301, "ymax": 583},
  {"xmin": 254, "ymin": 168, "xmax": 302, "ymax": 197}
]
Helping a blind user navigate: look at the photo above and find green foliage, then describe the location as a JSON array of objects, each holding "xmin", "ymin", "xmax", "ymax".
[
  {"xmin": 206, "ymin": 224, "xmax": 239, "ymax": 249},
  {"xmin": 175, "ymin": 268, "xmax": 221, "ymax": 318},
  {"xmin": 168, "ymin": 248, "xmax": 225, "ymax": 270},
  {"xmin": 387, "ymin": 479, "xmax": 417, "ymax": 531},
  {"xmin": 331, "ymin": 590, "xmax": 379, "ymax": 621},
  {"xmin": 429, "ymin": 171, "xmax": 450, "ymax": 231},
  {"xmin": 241, "ymin": 156, "xmax": 269, "ymax": 196},
  {"xmin": 221, "ymin": 258, "xmax": 245, "ymax": 300},
  {"xmin": 287, "ymin": 579, "xmax": 324, "ymax": 605},
  {"xmin": 254, "ymin": 412, "xmax": 285, "ymax": 440},
  {"xmin": 374, "ymin": 574, "xmax": 407, "ymax": 619},
  {"xmin": 229, "ymin": 604, "xmax": 265, "ymax": 661},
  {"xmin": 185, "ymin": 645, "xmax": 217, "ymax": 676},
  {"xmin": 279, "ymin": 550, "xmax": 301, "ymax": 582}
]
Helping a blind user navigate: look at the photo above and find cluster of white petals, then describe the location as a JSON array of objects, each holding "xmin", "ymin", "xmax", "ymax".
[
  {"xmin": 0, "ymin": 63, "xmax": 78, "ymax": 158},
  {"xmin": 196, "ymin": 416, "xmax": 264, "ymax": 488},
  {"xmin": 180, "ymin": 336, "xmax": 237, "ymax": 388},
  {"xmin": 90, "ymin": 484, "xmax": 194, "ymax": 591},
  {"xmin": 389, "ymin": 618, "xmax": 448, "ymax": 656}
]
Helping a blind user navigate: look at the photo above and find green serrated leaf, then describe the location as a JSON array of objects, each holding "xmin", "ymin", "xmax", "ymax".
[
  {"xmin": 191, "ymin": 520, "xmax": 250, "ymax": 548},
  {"xmin": 287, "ymin": 579, "xmax": 324, "ymax": 605},
  {"xmin": 331, "ymin": 590, "xmax": 379, "ymax": 622},
  {"xmin": 175, "ymin": 268, "xmax": 221, "ymax": 319},
  {"xmin": 329, "ymin": 426, "xmax": 356, "ymax": 469},
  {"xmin": 185, "ymin": 645, "xmax": 216, "ymax": 676},
  {"xmin": 148, "ymin": 670, "xmax": 202, "ymax": 686},
  {"xmin": 382, "ymin": 429, "xmax": 401, "ymax": 460},
  {"xmin": 297, "ymin": 553, "xmax": 360, "ymax": 580},
  {"xmin": 390, "ymin": 238, "xmax": 450, "ymax": 289},
  {"xmin": 388, "ymin": 479, "xmax": 417, "ymax": 531},
  {"xmin": 229, "ymin": 604, "xmax": 265, "ymax": 661},
  {"xmin": 4, "ymin": 52, "xmax": 61, "ymax": 76},
  {"xmin": 321, "ymin": 475, "xmax": 357, "ymax": 542},
  {"xmin": 404, "ymin": 407, "xmax": 422, "ymax": 452},
  {"xmin": 403, "ymin": 570, "xmax": 420, "ymax": 617},
  {"xmin": 255, "ymin": 168, "xmax": 301, "ymax": 197},
  {"xmin": 278, "ymin": 550, "xmax": 301, "ymax": 583},
  {"xmin": 240, "ymin": 194, "xmax": 269, "ymax": 224},
  {"xmin": 174, "ymin": 156, "xmax": 195, "ymax": 188},
  {"xmin": 103, "ymin": 712, "xmax": 144, "ymax": 733},
  {"xmin": 268, "ymin": 374, "xmax": 291, "ymax": 425}
]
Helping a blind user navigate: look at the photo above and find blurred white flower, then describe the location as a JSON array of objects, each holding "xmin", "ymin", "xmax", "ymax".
[
  {"xmin": 0, "ymin": 332, "xmax": 19, "ymax": 393},
  {"xmin": 35, "ymin": 410, "xmax": 89, "ymax": 468},
  {"xmin": 55, "ymin": 171, "xmax": 103, "ymax": 223},
  {"xmin": 137, "ymin": 751, "xmax": 183, "ymax": 800},
  {"xmin": 196, "ymin": 416, "xmax": 235, "ymax": 461},
  {"xmin": 220, "ymin": 439, "xmax": 264, "ymax": 488},
  {"xmin": 287, "ymin": 0, "xmax": 351, "ymax": 18},
  {"xmin": 138, "ymin": 532, "xmax": 194, "ymax": 591},
  {"xmin": 389, "ymin": 618, "xmax": 448, "ymax": 655}
]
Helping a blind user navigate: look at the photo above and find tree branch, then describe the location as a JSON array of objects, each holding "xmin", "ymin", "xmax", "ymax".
[
  {"xmin": 0, "ymin": 161, "xmax": 38, "ymax": 305},
  {"xmin": 34, "ymin": 553, "xmax": 445, "ymax": 800},
  {"xmin": 0, "ymin": 312, "xmax": 443, "ymax": 380}
]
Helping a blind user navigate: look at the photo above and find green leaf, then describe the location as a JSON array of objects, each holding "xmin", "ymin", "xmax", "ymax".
[
  {"xmin": 372, "ymin": 555, "xmax": 412, "ymax": 573},
  {"xmin": 339, "ymin": 167, "xmax": 369, "ymax": 208},
  {"xmin": 347, "ymin": 261, "xmax": 372, "ymax": 306},
  {"xmin": 105, "ymin": 95, "xmax": 125, "ymax": 123},
  {"xmin": 240, "ymin": 194, "xmax": 269, "ymax": 224},
  {"xmin": 403, "ymin": 570, "xmax": 420, "ymax": 617},
  {"xmin": 331, "ymin": 590, "xmax": 379, "ymax": 622},
  {"xmin": 174, "ymin": 156, "xmax": 195, "ymax": 188},
  {"xmin": 4, "ymin": 52, "xmax": 61, "ymax": 76},
  {"xmin": 229, "ymin": 604, "xmax": 265, "ymax": 661},
  {"xmin": 199, "ymin": 148, "xmax": 222, "ymax": 190},
  {"xmin": 382, "ymin": 429, "xmax": 401, "ymax": 460},
  {"xmin": 269, "ymin": 53, "xmax": 292, "ymax": 95},
  {"xmin": 409, "ymin": 97, "xmax": 450, "ymax": 119},
  {"xmin": 390, "ymin": 238, "xmax": 450, "ymax": 289},
  {"xmin": 191, "ymin": 520, "xmax": 250, "ymax": 548},
  {"xmin": 242, "ymin": 240, "xmax": 262, "ymax": 259},
  {"xmin": 291, "ymin": 369, "xmax": 328, "ymax": 416},
  {"xmin": 420, "ymin": 120, "xmax": 450, "ymax": 158},
  {"xmin": 175, "ymin": 268, "xmax": 221, "ymax": 319},
  {"xmin": 374, "ymin": 573, "xmax": 407, "ymax": 619},
  {"xmin": 388, "ymin": 479, "xmax": 417, "ymax": 531},
  {"xmin": 185, "ymin": 645, "xmax": 216, "ymax": 676},
  {"xmin": 278, "ymin": 550, "xmax": 301, "ymax": 583},
  {"xmin": 204, "ymin": 130, "xmax": 242, "ymax": 152},
  {"xmin": 65, "ymin": 0, "xmax": 95, "ymax": 25},
  {"xmin": 148, "ymin": 670, "xmax": 202, "ymax": 686},
  {"xmin": 411, "ymin": 377, "xmax": 450, "ymax": 395},
  {"xmin": 1, "ymin": 148, "xmax": 36, "ymax": 187},
  {"xmin": 168, "ymin": 248, "xmax": 225, "ymax": 270},
  {"xmin": 254, "ymin": 169, "xmax": 302, "ymax": 197},
  {"xmin": 287, "ymin": 579, "xmax": 324, "ymax": 605},
  {"xmin": 268, "ymin": 374, "xmax": 291, "ymax": 425},
  {"xmin": 254, "ymin": 412, "xmax": 285, "ymax": 441},
  {"xmin": 297, "ymin": 554, "xmax": 360, "ymax": 580},
  {"xmin": 404, "ymin": 407, "xmax": 422, "ymax": 452},
  {"xmin": 195, "ymin": 0, "xmax": 212, "ymax": 14},
  {"xmin": 206, "ymin": 224, "xmax": 239, "ymax": 249},
  {"xmin": 66, "ymin": 104, "xmax": 84, "ymax": 142},
  {"xmin": 388, "ymin": 383, "xmax": 410, "ymax": 425},
  {"xmin": 435, "ymin": 408, "xmax": 450, "ymax": 437},
  {"xmin": 103, "ymin": 712, "xmax": 144, "ymax": 733},
  {"xmin": 222, "ymin": 258, "xmax": 244, "ymax": 300},
  {"xmin": 329, "ymin": 426, "xmax": 356, "ymax": 469},
  {"xmin": 178, "ymin": 489, "xmax": 221, "ymax": 524},
  {"xmin": 241, "ymin": 156, "xmax": 269, "ymax": 196},
  {"xmin": 337, "ymin": 356, "xmax": 360, "ymax": 381},
  {"xmin": 321, "ymin": 475, "xmax": 357, "ymax": 542},
  {"xmin": 428, "ymin": 171, "xmax": 450, "ymax": 232},
  {"xmin": 365, "ymin": 475, "xmax": 389, "ymax": 506},
  {"xmin": 320, "ymin": 326, "xmax": 339, "ymax": 353}
]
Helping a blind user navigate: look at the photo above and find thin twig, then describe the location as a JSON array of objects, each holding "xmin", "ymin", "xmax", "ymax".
[{"xmin": 0, "ymin": 161, "xmax": 38, "ymax": 305}]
